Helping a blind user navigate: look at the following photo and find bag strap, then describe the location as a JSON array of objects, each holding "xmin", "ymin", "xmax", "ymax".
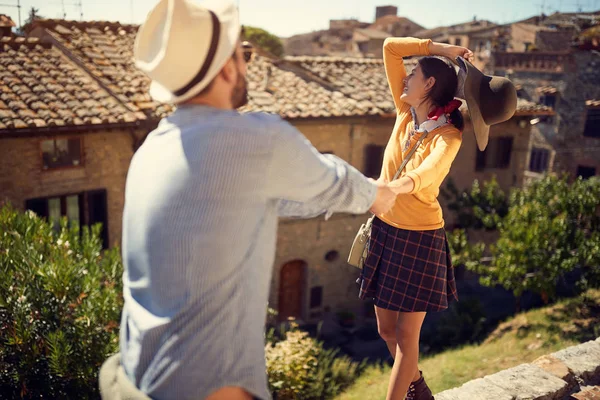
[
  {"xmin": 365, "ymin": 130, "xmax": 429, "ymax": 227},
  {"xmin": 391, "ymin": 130, "xmax": 429, "ymax": 181}
]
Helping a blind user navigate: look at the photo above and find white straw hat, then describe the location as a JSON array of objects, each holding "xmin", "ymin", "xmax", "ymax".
[{"xmin": 134, "ymin": 0, "xmax": 241, "ymax": 104}]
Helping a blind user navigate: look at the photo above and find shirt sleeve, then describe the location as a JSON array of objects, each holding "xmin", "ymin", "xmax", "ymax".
[
  {"xmin": 404, "ymin": 132, "xmax": 462, "ymax": 194},
  {"xmin": 265, "ymin": 118, "xmax": 377, "ymax": 218},
  {"xmin": 383, "ymin": 37, "xmax": 432, "ymax": 115}
]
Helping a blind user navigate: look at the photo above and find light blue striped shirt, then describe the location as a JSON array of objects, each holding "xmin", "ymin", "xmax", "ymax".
[{"xmin": 119, "ymin": 105, "xmax": 377, "ymax": 400}]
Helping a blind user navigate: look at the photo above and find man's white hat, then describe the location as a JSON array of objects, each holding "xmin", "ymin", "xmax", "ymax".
[{"xmin": 134, "ymin": 0, "xmax": 241, "ymax": 104}]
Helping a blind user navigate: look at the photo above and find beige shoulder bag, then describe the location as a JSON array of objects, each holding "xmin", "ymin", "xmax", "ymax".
[{"xmin": 347, "ymin": 130, "xmax": 429, "ymax": 269}]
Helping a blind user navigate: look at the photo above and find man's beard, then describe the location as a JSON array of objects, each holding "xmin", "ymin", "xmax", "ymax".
[{"xmin": 231, "ymin": 70, "xmax": 249, "ymax": 109}]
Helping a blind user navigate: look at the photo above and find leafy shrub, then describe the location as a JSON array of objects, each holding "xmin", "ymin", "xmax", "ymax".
[{"xmin": 0, "ymin": 205, "xmax": 123, "ymax": 399}]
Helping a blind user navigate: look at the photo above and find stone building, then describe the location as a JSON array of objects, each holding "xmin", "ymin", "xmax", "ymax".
[
  {"xmin": 491, "ymin": 38, "xmax": 600, "ymax": 179},
  {"xmin": 0, "ymin": 35, "xmax": 149, "ymax": 248},
  {"xmin": 284, "ymin": 6, "xmax": 423, "ymax": 58}
]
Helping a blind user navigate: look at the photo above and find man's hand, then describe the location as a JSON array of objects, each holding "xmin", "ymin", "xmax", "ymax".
[{"xmin": 369, "ymin": 178, "xmax": 396, "ymax": 215}]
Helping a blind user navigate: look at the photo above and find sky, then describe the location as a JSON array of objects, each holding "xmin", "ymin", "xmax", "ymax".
[{"xmin": 1, "ymin": 0, "xmax": 599, "ymax": 38}]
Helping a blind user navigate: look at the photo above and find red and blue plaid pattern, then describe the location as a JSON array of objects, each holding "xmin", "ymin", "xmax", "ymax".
[{"xmin": 358, "ymin": 217, "xmax": 458, "ymax": 312}]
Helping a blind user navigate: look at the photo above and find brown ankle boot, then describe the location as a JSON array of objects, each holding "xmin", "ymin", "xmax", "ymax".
[{"xmin": 406, "ymin": 370, "xmax": 434, "ymax": 400}]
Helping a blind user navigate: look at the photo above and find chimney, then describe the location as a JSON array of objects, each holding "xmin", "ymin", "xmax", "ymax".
[
  {"xmin": 0, "ymin": 15, "xmax": 16, "ymax": 38},
  {"xmin": 375, "ymin": 6, "xmax": 398, "ymax": 21}
]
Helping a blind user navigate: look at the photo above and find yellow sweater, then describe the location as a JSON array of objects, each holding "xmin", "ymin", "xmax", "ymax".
[{"xmin": 377, "ymin": 37, "xmax": 463, "ymax": 231}]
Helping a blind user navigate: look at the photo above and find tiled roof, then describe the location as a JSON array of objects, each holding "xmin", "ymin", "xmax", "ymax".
[
  {"xmin": 284, "ymin": 56, "xmax": 418, "ymax": 114},
  {"xmin": 538, "ymin": 85, "xmax": 558, "ymax": 94},
  {"xmin": 515, "ymin": 97, "xmax": 554, "ymax": 114},
  {"xmin": 0, "ymin": 36, "xmax": 145, "ymax": 132},
  {"xmin": 283, "ymin": 55, "xmax": 548, "ymax": 117},
  {"xmin": 0, "ymin": 14, "xmax": 15, "ymax": 28},
  {"xmin": 241, "ymin": 56, "xmax": 386, "ymax": 118},
  {"xmin": 31, "ymin": 19, "xmax": 173, "ymax": 119}
]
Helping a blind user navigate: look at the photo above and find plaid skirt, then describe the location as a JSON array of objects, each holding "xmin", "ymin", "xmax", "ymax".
[{"xmin": 357, "ymin": 217, "xmax": 458, "ymax": 312}]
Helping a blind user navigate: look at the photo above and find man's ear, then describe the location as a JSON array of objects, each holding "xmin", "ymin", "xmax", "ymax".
[{"xmin": 220, "ymin": 57, "xmax": 238, "ymax": 85}]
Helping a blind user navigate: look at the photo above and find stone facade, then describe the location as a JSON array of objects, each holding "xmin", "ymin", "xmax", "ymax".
[
  {"xmin": 493, "ymin": 48, "xmax": 600, "ymax": 179},
  {"xmin": 0, "ymin": 128, "xmax": 146, "ymax": 248},
  {"xmin": 271, "ymin": 111, "xmax": 552, "ymax": 322},
  {"xmin": 270, "ymin": 117, "xmax": 394, "ymax": 320}
]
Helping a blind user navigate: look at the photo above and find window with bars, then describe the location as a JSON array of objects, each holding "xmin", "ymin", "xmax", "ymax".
[
  {"xmin": 41, "ymin": 138, "xmax": 83, "ymax": 169},
  {"xmin": 583, "ymin": 108, "xmax": 600, "ymax": 138},
  {"xmin": 529, "ymin": 147, "xmax": 550, "ymax": 173},
  {"xmin": 25, "ymin": 189, "xmax": 109, "ymax": 248},
  {"xmin": 577, "ymin": 165, "xmax": 596, "ymax": 180},
  {"xmin": 475, "ymin": 137, "xmax": 513, "ymax": 171}
]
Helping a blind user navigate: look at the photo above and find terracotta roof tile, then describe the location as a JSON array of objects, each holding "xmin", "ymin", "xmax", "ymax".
[
  {"xmin": 35, "ymin": 19, "xmax": 173, "ymax": 119},
  {"xmin": 0, "ymin": 14, "xmax": 16, "ymax": 29},
  {"xmin": 516, "ymin": 97, "xmax": 554, "ymax": 114},
  {"xmin": 0, "ymin": 38, "xmax": 144, "ymax": 132},
  {"xmin": 538, "ymin": 85, "xmax": 558, "ymax": 94},
  {"xmin": 586, "ymin": 99, "xmax": 600, "ymax": 108},
  {"xmin": 240, "ymin": 55, "xmax": 388, "ymax": 118},
  {"xmin": 285, "ymin": 55, "xmax": 549, "ymax": 116},
  {"xmin": 283, "ymin": 56, "xmax": 415, "ymax": 115}
]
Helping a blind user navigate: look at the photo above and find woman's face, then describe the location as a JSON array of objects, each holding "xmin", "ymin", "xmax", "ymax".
[{"xmin": 400, "ymin": 64, "xmax": 435, "ymax": 107}]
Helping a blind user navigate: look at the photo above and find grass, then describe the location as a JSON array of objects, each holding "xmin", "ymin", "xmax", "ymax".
[{"xmin": 335, "ymin": 289, "xmax": 600, "ymax": 400}]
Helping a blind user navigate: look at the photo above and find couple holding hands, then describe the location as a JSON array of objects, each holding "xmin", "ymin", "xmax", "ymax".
[{"xmin": 99, "ymin": 1, "xmax": 517, "ymax": 399}]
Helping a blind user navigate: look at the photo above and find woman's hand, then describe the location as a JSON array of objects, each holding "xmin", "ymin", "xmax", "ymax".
[{"xmin": 429, "ymin": 42, "xmax": 474, "ymax": 63}]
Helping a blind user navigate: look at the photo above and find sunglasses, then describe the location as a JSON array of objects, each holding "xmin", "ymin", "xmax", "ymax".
[{"xmin": 242, "ymin": 41, "xmax": 254, "ymax": 63}]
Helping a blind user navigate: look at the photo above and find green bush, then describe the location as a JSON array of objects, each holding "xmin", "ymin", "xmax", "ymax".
[
  {"xmin": 420, "ymin": 297, "xmax": 487, "ymax": 353},
  {"xmin": 0, "ymin": 205, "xmax": 123, "ymax": 399},
  {"xmin": 265, "ymin": 323, "xmax": 366, "ymax": 399},
  {"xmin": 242, "ymin": 26, "xmax": 285, "ymax": 57},
  {"xmin": 448, "ymin": 175, "xmax": 600, "ymax": 309},
  {"xmin": 0, "ymin": 206, "xmax": 365, "ymax": 399}
]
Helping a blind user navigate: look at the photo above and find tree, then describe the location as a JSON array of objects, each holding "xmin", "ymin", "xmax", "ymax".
[
  {"xmin": 242, "ymin": 26, "xmax": 285, "ymax": 57},
  {"xmin": 19, "ymin": 7, "xmax": 44, "ymax": 35},
  {"xmin": 449, "ymin": 175, "xmax": 600, "ymax": 310},
  {"xmin": 441, "ymin": 176, "xmax": 509, "ymax": 230},
  {"xmin": 0, "ymin": 205, "xmax": 123, "ymax": 399}
]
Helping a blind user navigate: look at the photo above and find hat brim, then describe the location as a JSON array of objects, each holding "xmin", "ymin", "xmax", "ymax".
[{"xmin": 457, "ymin": 56, "xmax": 490, "ymax": 152}]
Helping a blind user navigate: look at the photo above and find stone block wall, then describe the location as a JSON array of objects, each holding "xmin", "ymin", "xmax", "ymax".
[{"xmin": 436, "ymin": 337, "xmax": 600, "ymax": 400}]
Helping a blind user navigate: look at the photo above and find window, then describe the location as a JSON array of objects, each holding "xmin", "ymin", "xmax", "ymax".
[
  {"xmin": 583, "ymin": 108, "xmax": 600, "ymax": 138},
  {"xmin": 475, "ymin": 137, "xmax": 513, "ymax": 171},
  {"xmin": 529, "ymin": 147, "xmax": 550, "ymax": 173},
  {"xmin": 324, "ymin": 250, "xmax": 339, "ymax": 262},
  {"xmin": 577, "ymin": 165, "xmax": 596, "ymax": 180},
  {"xmin": 26, "ymin": 189, "xmax": 109, "ymax": 248},
  {"xmin": 524, "ymin": 42, "xmax": 533, "ymax": 52},
  {"xmin": 363, "ymin": 144, "xmax": 385, "ymax": 178},
  {"xmin": 310, "ymin": 286, "xmax": 323, "ymax": 309},
  {"xmin": 540, "ymin": 94, "xmax": 556, "ymax": 108},
  {"xmin": 455, "ymin": 38, "xmax": 462, "ymax": 46},
  {"xmin": 41, "ymin": 138, "xmax": 82, "ymax": 169}
]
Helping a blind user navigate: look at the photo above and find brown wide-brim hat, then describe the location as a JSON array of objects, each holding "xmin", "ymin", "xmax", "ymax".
[{"xmin": 455, "ymin": 57, "xmax": 518, "ymax": 151}]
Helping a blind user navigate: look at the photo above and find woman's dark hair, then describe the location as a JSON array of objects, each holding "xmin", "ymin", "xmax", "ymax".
[{"xmin": 418, "ymin": 57, "xmax": 464, "ymax": 131}]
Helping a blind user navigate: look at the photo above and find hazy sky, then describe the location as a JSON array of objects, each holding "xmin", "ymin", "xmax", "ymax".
[{"xmin": 2, "ymin": 0, "xmax": 599, "ymax": 38}]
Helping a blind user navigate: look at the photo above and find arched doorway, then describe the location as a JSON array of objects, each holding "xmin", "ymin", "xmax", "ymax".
[{"xmin": 278, "ymin": 260, "xmax": 307, "ymax": 322}]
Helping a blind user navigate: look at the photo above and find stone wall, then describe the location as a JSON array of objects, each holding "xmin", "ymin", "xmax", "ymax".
[
  {"xmin": 0, "ymin": 128, "xmax": 140, "ymax": 248},
  {"xmin": 436, "ymin": 337, "xmax": 600, "ymax": 400}
]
